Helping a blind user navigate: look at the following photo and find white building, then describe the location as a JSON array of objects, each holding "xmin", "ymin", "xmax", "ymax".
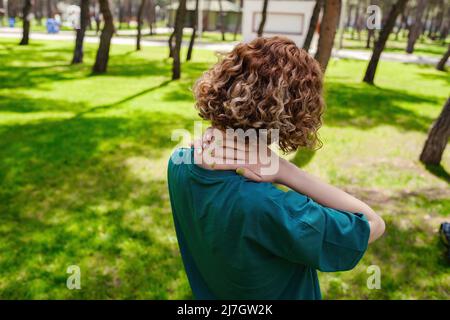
[{"xmin": 242, "ymin": 0, "xmax": 317, "ymax": 47}]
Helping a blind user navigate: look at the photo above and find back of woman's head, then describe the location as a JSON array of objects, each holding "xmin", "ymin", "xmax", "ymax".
[{"xmin": 194, "ymin": 36, "xmax": 325, "ymax": 153}]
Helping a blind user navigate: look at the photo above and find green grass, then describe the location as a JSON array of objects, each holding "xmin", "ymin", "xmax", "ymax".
[
  {"xmin": 0, "ymin": 38, "xmax": 449, "ymax": 299},
  {"xmin": 341, "ymin": 30, "xmax": 449, "ymax": 57}
]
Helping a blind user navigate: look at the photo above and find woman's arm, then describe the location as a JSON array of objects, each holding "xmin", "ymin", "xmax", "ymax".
[
  {"xmin": 276, "ymin": 159, "xmax": 385, "ymax": 243},
  {"xmin": 194, "ymin": 131, "xmax": 385, "ymax": 244}
]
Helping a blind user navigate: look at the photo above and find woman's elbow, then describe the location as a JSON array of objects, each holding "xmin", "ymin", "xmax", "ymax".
[{"xmin": 368, "ymin": 215, "xmax": 385, "ymax": 244}]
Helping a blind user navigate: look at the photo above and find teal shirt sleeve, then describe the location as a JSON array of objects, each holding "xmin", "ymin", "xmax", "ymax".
[{"xmin": 247, "ymin": 189, "xmax": 371, "ymax": 272}]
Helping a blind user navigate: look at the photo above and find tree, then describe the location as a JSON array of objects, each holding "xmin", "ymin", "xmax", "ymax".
[
  {"xmin": 395, "ymin": 8, "xmax": 407, "ymax": 40},
  {"xmin": 303, "ymin": 0, "xmax": 323, "ymax": 52},
  {"xmin": 438, "ymin": 6, "xmax": 450, "ymax": 41},
  {"xmin": 363, "ymin": 0, "xmax": 409, "ymax": 84},
  {"xmin": 46, "ymin": 0, "xmax": 52, "ymax": 18},
  {"xmin": 0, "ymin": 0, "xmax": 4, "ymax": 26},
  {"xmin": 136, "ymin": 0, "xmax": 147, "ymax": 50},
  {"xmin": 436, "ymin": 44, "xmax": 450, "ymax": 71},
  {"xmin": 19, "ymin": 0, "xmax": 32, "ymax": 45},
  {"xmin": 187, "ymin": 0, "xmax": 199, "ymax": 61},
  {"xmin": 353, "ymin": 1, "xmax": 364, "ymax": 40},
  {"xmin": 125, "ymin": 0, "xmax": 132, "ymax": 28},
  {"xmin": 366, "ymin": 28, "xmax": 375, "ymax": 48},
  {"xmin": 257, "ymin": 0, "xmax": 269, "ymax": 37},
  {"xmin": 92, "ymin": 0, "xmax": 115, "ymax": 73},
  {"xmin": 218, "ymin": 0, "xmax": 226, "ymax": 41},
  {"xmin": 34, "ymin": 0, "xmax": 44, "ymax": 25},
  {"xmin": 7, "ymin": 0, "xmax": 18, "ymax": 22},
  {"xmin": 168, "ymin": 31, "xmax": 175, "ymax": 58},
  {"xmin": 72, "ymin": 0, "xmax": 90, "ymax": 64},
  {"xmin": 421, "ymin": 4, "xmax": 431, "ymax": 38},
  {"xmin": 314, "ymin": 0, "xmax": 341, "ymax": 71},
  {"xmin": 420, "ymin": 97, "xmax": 450, "ymax": 165},
  {"xmin": 233, "ymin": 0, "xmax": 243, "ymax": 40},
  {"xmin": 172, "ymin": 0, "xmax": 187, "ymax": 80},
  {"xmin": 145, "ymin": 0, "xmax": 156, "ymax": 35},
  {"xmin": 406, "ymin": 0, "xmax": 427, "ymax": 53}
]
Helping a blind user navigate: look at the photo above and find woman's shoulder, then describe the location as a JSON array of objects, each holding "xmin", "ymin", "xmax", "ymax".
[{"xmin": 168, "ymin": 147, "xmax": 193, "ymax": 167}]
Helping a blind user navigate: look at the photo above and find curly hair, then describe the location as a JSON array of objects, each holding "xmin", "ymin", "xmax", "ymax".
[{"xmin": 193, "ymin": 36, "xmax": 325, "ymax": 153}]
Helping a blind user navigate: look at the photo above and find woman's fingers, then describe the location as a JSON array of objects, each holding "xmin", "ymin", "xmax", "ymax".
[
  {"xmin": 192, "ymin": 139, "xmax": 204, "ymax": 164},
  {"xmin": 236, "ymin": 167, "xmax": 262, "ymax": 182},
  {"xmin": 202, "ymin": 129, "xmax": 251, "ymax": 152},
  {"xmin": 211, "ymin": 147, "xmax": 249, "ymax": 162}
]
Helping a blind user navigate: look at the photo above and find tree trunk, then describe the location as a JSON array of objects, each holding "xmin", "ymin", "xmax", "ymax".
[
  {"xmin": 438, "ymin": 6, "xmax": 450, "ymax": 41},
  {"xmin": 406, "ymin": 0, "xmax": 427, "ymax": 53},
  {"xmin": 46, "ymin": 0, "xmax": 52, "ymax": 18},
  {"xmin": 72, "ymin": 0, "xmax": 89, "ymax": 64},
  {"xmin": 303, "ymin": 0, "xmax": 323, "ymax": 52},
  {"xmin": 436, "ymin": 44, "xmax": 450, "ymax": 71},
  {"xmin": 172, "ymin": 0, "xmax": 187, "ymax": 80},
  {"xmin": 395, "ymin": 10, "xmax": 406, "ymax": 40},
  {"xmin": 257, "ymin": 0, "xmax": 269, "ymax": 37},
  {"xmin": 421, "ymin": 4, "xmax": 431, "ymax": 39},
  {"xmin": 7, "ymin": 0, "xmax": 18, "ymax": 19},
  {"xmin": 233, "ymin": 0, "xmax": 243, "ymax": 40},
  {"xmin": 218, "ymin": 0, "xmax": 226, "ymax": 40},
  {"xmin": 34, "ymin": 0, "xmax": 43, "ymax": 26},
  {"xmin": 346, "ymin": 3, "xmax": 352, "ymax": 29},
  {"xmin": 136, "ymin": 0, "xmax": 147, "ymax": 50},
  {"xmin": 118, "ymin": 0, "xmax": 124, "ymax": 28},
  {"xmin": 314, "ymin": 0, "xmax": 341, "ymax": 71},
  {"xmin": 420, "ymin": 98, "xmax": 450, "ymax": 165},
  {"xmin": 126, "ymin": 0, "xmax": 132, "ymax": 28},
  {"xmin": 366, "ymin": 28, "xmax": 374, "ymax": 48},
  {"xmin": 19, "ymin": 0, "xmax": 32, "ymax": 45},
  {"xmin": 435, "ymin": 0, "xmax": 445, "ymax": 31},
  {"xmin": 363, "ymin": 0, "xmax": 409, "ymax": 85},
  {"xmin": 168, "ymin": 30, "xmax": 175, "ymax": 58},
  {"xmin": 337, "ymin": 0, "xmax": 347, "ymax": 49},
  {"xmin": 432, "ymin": 1, "xmax": 445, "ymax": 37},
  {"xmin": 187, "ymin": 0, "xmax": 199, "ymax": 61},
  {"xmin": 93, "ymin": 0, "xmax": 115, "ymax": 74},
  {"xmin": 0, "ymin": 0, "xmax": 4, "ymax": 26},
  {"xmin": 146, "ymin": 0, "xmax": 156, "ymax": 35},
  {"xmin": 351, "ymin": 0, "xmax": 361, "ymax": 40},
  {"xmin": 401, "ymin": 7, "xmax": 410, "ymax": 38}
]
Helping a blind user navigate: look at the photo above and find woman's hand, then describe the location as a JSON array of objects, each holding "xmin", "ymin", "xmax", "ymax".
[{"xmin": 192, "ymin": 128, "xmax": 287, "ymax": 183}]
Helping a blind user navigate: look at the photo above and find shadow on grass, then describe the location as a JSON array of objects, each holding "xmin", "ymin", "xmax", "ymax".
[
  {"xmin": 0, "ymin": 112, "xmax": 195, "ymax": 299},
  {"xmin": 75, "ymin": 79, "xmax": 173, "ymax": 117},
  {"xmin": 323, "ymin": 216, "xmax": 449, "ymax": 299},
  {"xmin": 425, "ymin": 164, "xmax": 450, "ymax": 184},
  {"xmin": 324, "ymin": 82, "xmax": 438, "ymax": 132},
  {"xmin": 0, "ymin": 40, "xmax": 211, "ymax": 90},
  {"xmin": 0, "ymin": 94, "xmax": 89, "ymax": 113},
  {"xmin": 417, "ymin": 71, "xmax": 450, "ymax": 86}
]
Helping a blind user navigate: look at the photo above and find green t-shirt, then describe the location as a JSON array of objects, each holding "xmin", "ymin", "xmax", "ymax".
[{"xmin": 167, "ymin": 147, "xmax": 370, "ymax": 299}]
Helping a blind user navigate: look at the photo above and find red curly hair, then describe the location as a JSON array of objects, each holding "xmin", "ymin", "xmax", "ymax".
[{"xmin": 193, "ymin": 36, "xmax": 325, "ymax": 153}]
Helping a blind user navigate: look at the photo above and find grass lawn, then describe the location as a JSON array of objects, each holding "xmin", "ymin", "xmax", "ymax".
[
  {"xmin": 341, "ymin": 30, "xmax": 449, "ymax": 57},
  {"xmin": 0, "ymin": 38, "xmax": 449, "ymax": 299}
]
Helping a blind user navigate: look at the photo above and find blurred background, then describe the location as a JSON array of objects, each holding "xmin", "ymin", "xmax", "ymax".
[{"xmin": 0, "ymin": 0, "xmax": 449, "ymax": 299}]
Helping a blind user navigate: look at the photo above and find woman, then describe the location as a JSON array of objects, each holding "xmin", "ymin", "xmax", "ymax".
[{"xmin": 167, "ymin": 36, "xmax": 385, "ymax": 299}]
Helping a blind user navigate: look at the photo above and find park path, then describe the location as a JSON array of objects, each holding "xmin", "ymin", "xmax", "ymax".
[{"xmin": 0, "ymin": 27, "xmax": 447, "ymax": 66}]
